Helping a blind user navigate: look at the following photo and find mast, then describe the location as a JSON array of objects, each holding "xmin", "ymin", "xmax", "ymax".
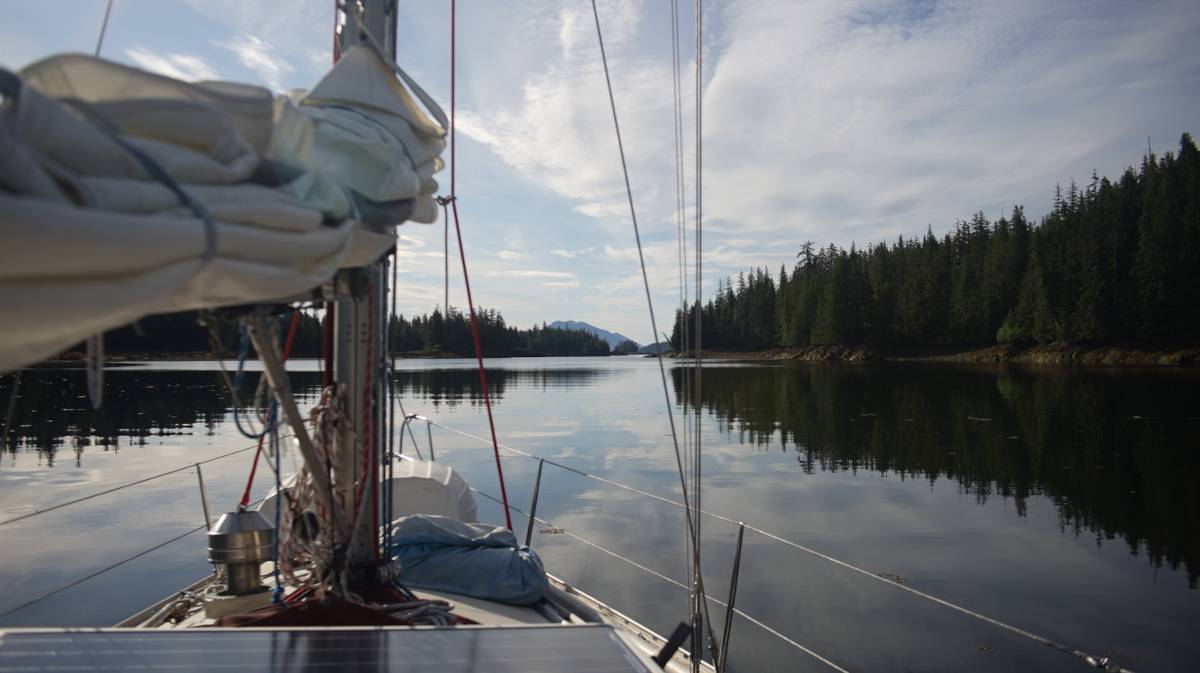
[{"xmin": 333, "ymin": 0, "xmax": 395, "ymax": 585}]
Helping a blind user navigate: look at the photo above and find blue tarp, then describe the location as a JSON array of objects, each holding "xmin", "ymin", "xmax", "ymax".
[{"xmin": 389, "ymin": 514, "xmax": 548, "ymax": 606}]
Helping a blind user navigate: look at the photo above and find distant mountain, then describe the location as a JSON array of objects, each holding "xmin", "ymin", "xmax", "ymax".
[
  {"xmin": 547, "ymin": 321, "xmax": 635, "ymax": 349},
  {"xmin": 637, "ymin": 341, "xmax": 671, "ymax": 355}
]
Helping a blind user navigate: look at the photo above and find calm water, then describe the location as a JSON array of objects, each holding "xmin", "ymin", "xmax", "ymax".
[{"xmin": 1, "ymin": 358, "xmax": 1197, "ymax": 672}]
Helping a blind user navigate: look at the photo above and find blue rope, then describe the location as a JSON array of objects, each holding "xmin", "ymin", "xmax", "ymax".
[
  {"xmin": 230, "ymin": 321, "xmax": 276, "ymax": 440},
  {"xmin": 270, "ymin": 423, "xmax": 284, "ymax": 605},
  {"xmin": 105, "ymin": 133, "xmax": 217, "ymax": 263}
]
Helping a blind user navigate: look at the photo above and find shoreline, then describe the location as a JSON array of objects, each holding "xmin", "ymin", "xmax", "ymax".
[
  {"xmin": 46, "ymin": 349, "xmax": 605, "ymax": 363},
  {"xmin": 665, "ymin": 343, "xmax": 1200, "ymax": 366},
  {"xmin": 42, "ymin": 344, "xmax": 1200, "ymax": 366}
]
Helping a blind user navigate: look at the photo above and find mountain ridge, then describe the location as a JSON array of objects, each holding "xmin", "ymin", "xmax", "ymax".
[{"xmin": 546, "ymin": 320, "xmax": 635, "ymax": 349}]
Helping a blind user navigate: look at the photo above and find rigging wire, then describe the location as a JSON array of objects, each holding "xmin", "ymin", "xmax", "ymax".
[
  {"xmin": 691, "ymin": 2, "xmax": 706, "ymax": 667},
  {"xmin": 0, "ymin": 435, "xmax": 301, "ymax": 529},
  {"xmin": 446, "ymin": 0, "xmax": 513, "ymax": 531},
  {"xmin": 1, "ymin": 369, "xmax": 19, "ymax": 451},
  {"xmin": 428, "ymin": 417, "xmax": 1137, "ymax": 673},
  {"xmin": 587, "ymin": 0, "xmax": 719, "ymax": 663},
  {"xmin": 0, "ymin": 497, "xmax": 268, "ymax": 621},
  {"xmin": 94, "ymin": 0, "xmax": 114, "ymax": 57},
  {"xmin": 444, "ymin": 201, "xmax": 450, "ymax": 313},
  {"xmin": 668, "ymin": 0, "xmax": 693, "ymax": 613},
  {"xmin": 471, "ymin": 487, "xmax": 850, "ymax": 673}
]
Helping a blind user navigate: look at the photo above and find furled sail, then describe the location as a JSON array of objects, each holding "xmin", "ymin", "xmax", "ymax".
[{"xmin": 0, "ymin": 45, "xmax": 445, "ymax": 372}]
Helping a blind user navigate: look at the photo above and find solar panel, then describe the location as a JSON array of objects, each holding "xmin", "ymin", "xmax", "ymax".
[{"xmin": 0, "ymin": 624, "xmax": 656, "ymax": 672}]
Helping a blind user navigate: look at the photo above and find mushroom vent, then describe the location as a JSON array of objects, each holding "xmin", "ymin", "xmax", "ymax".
[{"xmin": 207, "ymin": 510, "xmax": 275, "ymax": 596}]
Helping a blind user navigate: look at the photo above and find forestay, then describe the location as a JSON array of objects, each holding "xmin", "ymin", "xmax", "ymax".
[{"xmin": 0, "ymin": 44, "xmax": 445, "ymax": 372}]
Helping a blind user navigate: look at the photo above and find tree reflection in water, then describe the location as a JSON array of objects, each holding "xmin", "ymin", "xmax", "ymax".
[
  {"xmin": 672, "ymin": 363, "xmax": 1200, "ymax": 587},
  {"xmin": 0, "ymin": 365, "xmax": 609, "ymax": 460}
]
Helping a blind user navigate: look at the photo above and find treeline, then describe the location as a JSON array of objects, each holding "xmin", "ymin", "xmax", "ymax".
[
  {"xmin": 672, "ymin": 133, "xmax": 1200, "ymax": 352},
  {"xmin": 388, "ymin": 308, "xmax": 611, "ymax": 356},
  {"xmin": 104, "ymin": 311, "xmax": 326, "ymax": 356},
  {"xmin": 101, "ymin": 306, "xmax": 612, "ymax": 357}
]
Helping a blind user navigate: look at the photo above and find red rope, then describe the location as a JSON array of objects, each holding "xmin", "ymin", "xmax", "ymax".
[
  {"xmin": 348, "ymin": 284, "xmax": 383, "ymax": 564},
  {"xmin": 238, "ymin": 310, "xmax": 302, "ymax": 510},
  {"xmin": 448, "ymin": 0, "xmax": 513, "ymax": 530},
  {"xmin": 321, "ymin": 302, "xmax": 333, "ymax": 389},
  {"xmin": 366, "ymin": 283, "xmax": 379, "ymax": 562}
]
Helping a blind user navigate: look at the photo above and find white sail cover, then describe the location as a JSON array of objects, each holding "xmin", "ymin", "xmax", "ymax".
[{"xmin": 0, "ymin": 46, "xmax": 445, "ymax": 372}]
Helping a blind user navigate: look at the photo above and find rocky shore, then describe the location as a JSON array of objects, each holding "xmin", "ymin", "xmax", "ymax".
[{"xmin": 666, "ymin": 343, "xmax": 1200, "ymax": 366}]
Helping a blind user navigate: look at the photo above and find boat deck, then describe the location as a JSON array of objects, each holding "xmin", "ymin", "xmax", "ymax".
[
  {"xmin": 0, "ymin": 623, "xmax": 662, "ymax": 672},
  {"xmin": 114, "ymin": 571, "xmax": 709, "ymax": 673}
]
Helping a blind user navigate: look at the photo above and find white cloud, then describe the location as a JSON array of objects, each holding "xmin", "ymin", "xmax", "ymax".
[
  {"xmin": 550, "ymin": 248, "xmax": 594, "ymax": 259},
  {"xmin": 701, "ymin": 0, "xmax": 1200, "ymax": 245},
  {"xmin": 592, "ymin": 274, "xmax": 640, "ymax": 291},
  {"xmin": 455, "ymin": 0, "xmax": 1199, "ymax": 254},
  {"xmin": 124, "ymin": 48, "xmax": 219, "ymax": 81},
  {"xmin": 452, "ymin": 1, "xmax": 682, "ymax": 227},
  {"xmin": 603, "ymin": 245, "xmax": 639, "ymax": 261},
  {"xmin": 480, "ymin": 269, "xmax": 581, "ymax": 289},
  {"xmin": 497, "ymin": 250, "xmax": 529, "ymax": 260},
  {"xmin": 483, "ymin": 270, "xmax": 576, "ymax": 280},
  {"xmin": 218, "ymin": 33, "xmax": 293, "ymax": 91},
  {"xmin": 182, "ymin": 0, "xmax": 331, "ymax": 88},
  {"xmin": 106, "ymin": 0, "xmax": 1189, "ymax": 342}
]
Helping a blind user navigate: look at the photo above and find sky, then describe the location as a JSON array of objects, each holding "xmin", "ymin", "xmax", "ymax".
[{"xmin": 2, "ymin": 1, "xmax": 1198, "ymax": 343}]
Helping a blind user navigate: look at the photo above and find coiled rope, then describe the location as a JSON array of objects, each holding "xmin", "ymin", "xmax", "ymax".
[{"xmin": 237, "ymin": 310, "xmax": 302, "ymax": 511}]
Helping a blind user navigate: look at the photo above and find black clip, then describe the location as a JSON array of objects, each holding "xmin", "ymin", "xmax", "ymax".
[{"xmin": 652, "ymin": 622, "xmax": 693, "ymax": 669}]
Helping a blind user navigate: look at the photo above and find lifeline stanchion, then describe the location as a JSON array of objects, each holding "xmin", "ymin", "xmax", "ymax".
[
  {"xmin": 470, "ymin": 486, "xmax": 850, "ymax": 673},
  {"xmin": 428, "ymin": 416, "xmax": 1139, "ymax": 673},
  {"xmin": 718, "ymin": 523, "xmax": 745, "ymax": 673},
  {"xmin": 195, "ymin": 463, "xmax": 212, "ymax": 530},
  {"xmin": 525, "ymin": 459, "xmax": 545, "ymax": 548}
]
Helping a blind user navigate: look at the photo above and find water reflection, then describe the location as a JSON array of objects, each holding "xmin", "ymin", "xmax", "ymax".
[
  {"xmin": 393, "ymin": 367, "xmax": 612, "ymax": 408},
  {"xmin": 0, "ymin": 366, "xmax": 612, "ymax": 464},
  {"xmin": 673, "ymin": 364, "xmax": 1200, "ymax": 587},
  {"xmin": 0, "ymin": 367, "xmax": 311, "ymax": 465}
]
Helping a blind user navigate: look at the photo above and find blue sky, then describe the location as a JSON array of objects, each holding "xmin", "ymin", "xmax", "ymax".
[{"xmin": 3, "ymin": 1, "xmax": 1198, "ymax": 343}]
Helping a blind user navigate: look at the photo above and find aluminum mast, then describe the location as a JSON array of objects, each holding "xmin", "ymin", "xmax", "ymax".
[{"xmin": 333, "ymin": 0, "xmax": 395, "ymax": 586}]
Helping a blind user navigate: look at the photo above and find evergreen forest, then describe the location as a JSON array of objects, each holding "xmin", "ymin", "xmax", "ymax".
[
  {"xmin": 671, "ymin": 134, "xmax": 1200, "ymax": 352},
  {"xmin": 102, "ymin": 306, "xmax": 612, "ymax": 357}
]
